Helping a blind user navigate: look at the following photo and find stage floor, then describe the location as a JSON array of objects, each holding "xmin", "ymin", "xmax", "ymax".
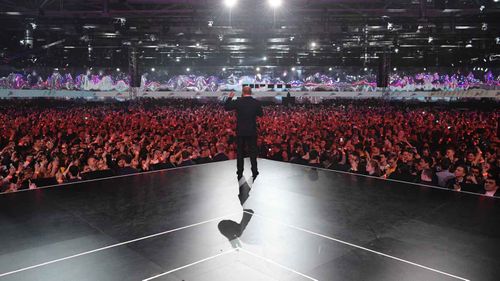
[{"xmin": 0, "ymin": 159, "xmax": 499, "ymax": 281}]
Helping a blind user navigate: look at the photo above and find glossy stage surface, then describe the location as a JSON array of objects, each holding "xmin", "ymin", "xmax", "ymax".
[{"xmin": 0, "ymin": 159, "xmax": 499, "ymax": 281}]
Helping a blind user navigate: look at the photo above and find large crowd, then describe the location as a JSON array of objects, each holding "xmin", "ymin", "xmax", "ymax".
[{"xmin": 0, "ymin": 99, "xmax": 498, "ymax": 197}]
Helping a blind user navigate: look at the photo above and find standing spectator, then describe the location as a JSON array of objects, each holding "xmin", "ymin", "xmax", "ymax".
[{"xmin": 436, "ymin": 159, "xmax": 455, "ymax": 187}]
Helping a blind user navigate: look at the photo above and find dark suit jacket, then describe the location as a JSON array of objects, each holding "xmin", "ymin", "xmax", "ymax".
[{"xmin": 224, "ymin": 96, "xmax": 263, "ymax": 136}]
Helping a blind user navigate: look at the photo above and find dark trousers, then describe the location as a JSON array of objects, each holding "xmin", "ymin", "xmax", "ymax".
[{"xmin": 236, "ymin": 135, "xmax": 258, "ymax": 176}]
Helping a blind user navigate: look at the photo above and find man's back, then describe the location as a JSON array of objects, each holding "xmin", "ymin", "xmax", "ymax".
[
  {"xmin": 436, "ymin": 169, "xmax": 455, "ymax": 187},
  {"xmin": 224, "ymin": 96, "xmax": 263, "ymax": 136},
  {"xmin": 224, "ymin": 87, "xmax": 263, "ymax": 179}
]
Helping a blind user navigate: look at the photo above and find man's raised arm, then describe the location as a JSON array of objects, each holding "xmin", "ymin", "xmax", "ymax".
[{"xmin": 224, "ymin": 91, "xmax": 236, "ymax": 111}]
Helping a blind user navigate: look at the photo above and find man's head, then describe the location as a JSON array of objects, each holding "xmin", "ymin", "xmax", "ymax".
[
  {"xmin": 484, "ymin": 174, "xmax": 498, "ymax": 192},
  {"xmin": 117, "ymin": 156, "xmax": 128, "ymax": 168},
  {"xmin": 201, "ymin": 148, "xmax": 211, "ymax": 158},
  {"xmin": 370, "ymin": 146, "xmax": 380, "ymax": 156},
  {"xmin": 470, "ymin": 166, "xmax": 481, "ymax": 177},
  {"xmin": 446, "ymin": 148, "xmax": 455, "ymax": 159},
  {"xmin": 309, "ymin": 149, "xmax": 319, "ymax": 163},
  {"xmin": 440, "ymin": 158, "xmax": 451, "ymax": 171},
  {"xmin": 466, "ymin": 151, "xmax": 475, "ymax": 162},
  {"xmin": 68, "ymin": 165, "xmax": 79, "ymax": 178},
  {"xmin": 388, "ymin": 155, "xmax": 398, "ymax": 168},
  {"xmin": 216, "ymin": 143, "xmax": 226, "ymax": 154},
  {"xmin": 419, "ymin": 156, "xmax": 433, "ymax": 170},
  {"xmin": 181, "ymin": 150, "xmax": 191, "ymax": 160},
  {"xmin": 378, "ymin": 153, "xmax": 387, "ymax": 164},
  {"xmin": 402, "ymin": 149, "xmax": 414, "ymax": 162},
  {"xmin": 454, "ymin": 165, "xmax": 466, "ymax": 178},
  {"xmin": 366, "ymin": 160, "xmax": 380, "ymax": 174},
  {"xmin": 87, "ymin": 156, "xmax": 97, "ymax": 167},
  {"xmin": 242, "ymin": 86, "xmax": 252, "ymax": 96}
]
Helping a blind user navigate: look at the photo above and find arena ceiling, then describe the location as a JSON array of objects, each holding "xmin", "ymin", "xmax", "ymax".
[{"xmin": 0, "ymin": 0, "xmax": 499, "ymax": 70}]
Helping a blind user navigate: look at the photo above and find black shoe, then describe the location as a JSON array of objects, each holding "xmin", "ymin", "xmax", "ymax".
[{"xmin": 252, "ymin": 172, "xmax": 259, "ymax": 181}]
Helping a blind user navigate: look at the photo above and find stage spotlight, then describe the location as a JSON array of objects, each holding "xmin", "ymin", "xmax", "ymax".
[
  {"xmin": 291, "ymin": 67, "xmax": 296, "ymax": 71},
  {"xmin": 268, "ymin": 0, "xmax": 282, "ymax": 8},
  {"xmin": 393, "ymin": 67, "xmax": 397, "ymax": 71},
  {"xmin": 263, "ymin": 56, "xmax": 267, "ymax": 61},
  {"xmin": 196, "ymin": 42, "xmax": 200, "ymax": 47},
  {"xmin": 256, "ymin": 67, "xmax": 260, "ymax": 72},
  {"xmin": 310, "ymin": 42, "xmax": 317, "ymax": 48},
  {"xmin": 364, "ymin": 67, "xmax": 368, "ymax": 71},
  {"xmin": 394, "ymin": 48, "xmax": 399, "ymax": 53},
  {"xmin": 186, "ymin": 67, "xmax": 190, "ymax": 72},
  {"xmin": 116, "ymin": 68, "xmax": 120, "ymax": 72},
  {"xmin": 222, "ymin": 67, "xmax": 226, "ymax": 71},
  {"xmin": 428, "ymin": 37, "xmax": 433, "ymax": 43},
  {"xmin": 328, "ymin": 67, "xmax": 332, "ymax": 71},
  {"xmin": 224, "ymin": 0, "xmax": 237, "ymax": 8},
  {"xmin": 151, "ymin": 67, "xmax": 155, "ymax": 72},
  {"xmin": 283, "ymin": 71, "xmax": 287, "ymax": 77}
]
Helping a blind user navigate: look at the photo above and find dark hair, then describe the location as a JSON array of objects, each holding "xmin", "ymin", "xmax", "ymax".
[
  {"xmin": 440, "ymin": 158, "xmax": 451, "ymax": 170},
  {"xmin": 309, "ymin": 149, "xmax": 319, "ymax": 160},
  {"xmin": 68, "ymin": 165, "xmax": 79, "ymax": 177},
  {"xmin": 368, "ymin": 159, "xmax": 382, "ymax": 176},
  {"xmin": 181, "ymin": 150, "xmax": 191, "ymax": 159},
  {"xmin": 404, "ymin": 148, "xmax": 415, "ymax": 154},
  {"xmin": 454, "ymin": 165, "xmax": 466, "ymax": 172},
  {"xmin": 420, "ymin": 156, "xmax": 433, "ymax": 166},
  {"xmin": 118, "ymin": 155, "xmax": 130, "ymax": 163},
  {"xmin": 486, "ymin": 172, "xmax": 499, "ymax": 185}
]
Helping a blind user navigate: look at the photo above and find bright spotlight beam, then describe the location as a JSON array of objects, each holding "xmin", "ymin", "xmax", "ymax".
[
  {"xmin": 224, "ymin": 0, "xmax": 237, "ymax": 8},
  {"xmin": 268, "ymin": 0, "xmax": 282, "ymax": 8}
]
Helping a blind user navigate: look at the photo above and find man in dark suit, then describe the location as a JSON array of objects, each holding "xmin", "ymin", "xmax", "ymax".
[{"xmin": 224, "ymin": 86, "xmax": 263, "ymax": 180}]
